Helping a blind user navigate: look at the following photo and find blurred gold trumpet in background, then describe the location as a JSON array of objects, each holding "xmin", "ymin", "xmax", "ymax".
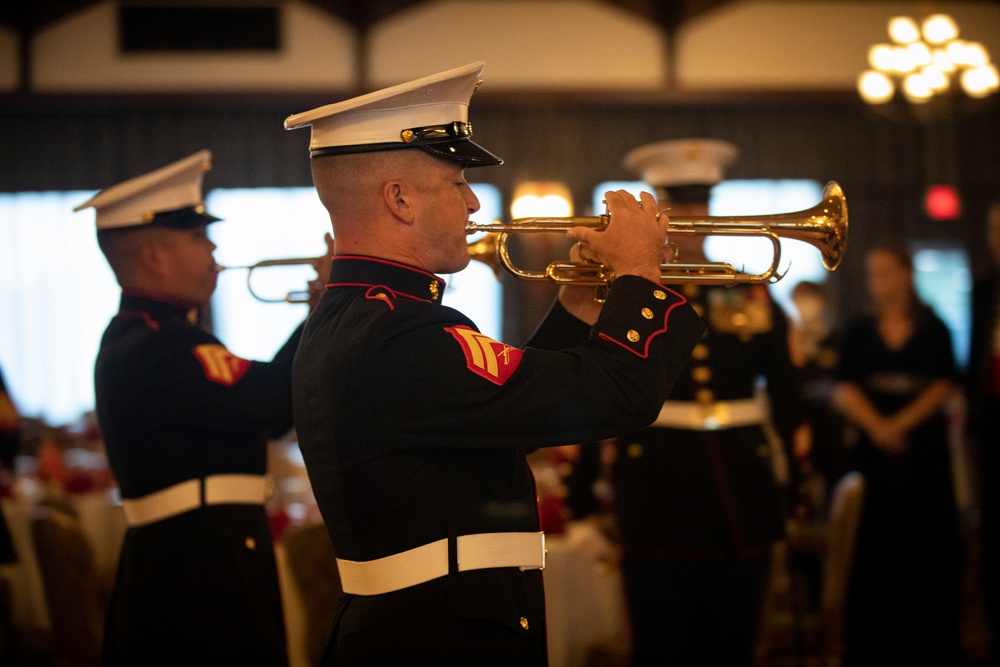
[{"xmin": 216, "ymin": 258, "xmax": 320, "ymax": 303}]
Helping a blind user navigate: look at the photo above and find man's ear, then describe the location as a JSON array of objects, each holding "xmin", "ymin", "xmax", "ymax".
[
  {"xmin": 383, "ymin": 179, "xmax": 416, "ymax": 225},
  {"xmin": 138, "ymin": 233, "xmax": 169, "ymax": 277}
]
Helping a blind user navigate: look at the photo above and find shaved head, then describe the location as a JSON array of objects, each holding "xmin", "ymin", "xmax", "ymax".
[
  {"xmin": 309, "ymin": 148, "xmax": 479, "ymax": 273},
  {"xmin": 97, "ymin": 226, "xmax": 166, "ymax": 285},
  {"xmin": 311, "ymin": 150, "xmax": 430, "ymax": 223}
]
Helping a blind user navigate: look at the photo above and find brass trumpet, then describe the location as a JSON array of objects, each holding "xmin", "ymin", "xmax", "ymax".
[
  {"xmin": 216, "ymin": 258, "xmax": 321, "ymax": 303},
  {"xmin": 466, "ymin": 181, "xmax": 848, "ymax": 287}
]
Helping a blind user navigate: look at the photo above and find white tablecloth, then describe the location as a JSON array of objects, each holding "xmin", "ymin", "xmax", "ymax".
[{"xmin": 543, "ymin": 530, "xmax": 631, "ymax": 667}]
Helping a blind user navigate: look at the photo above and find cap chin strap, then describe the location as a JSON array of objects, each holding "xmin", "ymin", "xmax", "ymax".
[{"xmin": 400, "ymin": 121, "xmax": 472, "ymax": 144}]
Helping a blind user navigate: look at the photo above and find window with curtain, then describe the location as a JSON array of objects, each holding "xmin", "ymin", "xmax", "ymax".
[
  {"xmin": 207, "ymin": 183, "xmax": 504, "ymax": 360},
  {"xmin": 911, "ymin": 243, "xmax": 971, "ymax": 371},
  {"xmin": 1, "ymin": 184, "xmax": 505, "ymax": 425},
  {"xmin": 0, "ymin": 191, "xmax": 117, "ymax": 425}
]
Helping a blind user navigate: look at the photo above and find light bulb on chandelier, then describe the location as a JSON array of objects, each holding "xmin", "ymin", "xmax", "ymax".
[{"xmin": 858, "ymin": 13, "xmax": 998, "ymax": 107}]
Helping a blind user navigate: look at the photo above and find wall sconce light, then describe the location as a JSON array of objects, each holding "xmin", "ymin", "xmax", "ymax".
[
  {"xmin": 857, "ymin": 13, "xmax": 998, "ymax": 107},
  {"xmin": 511, "ymin": 182, "xmax": 573, "ymax": 219}
]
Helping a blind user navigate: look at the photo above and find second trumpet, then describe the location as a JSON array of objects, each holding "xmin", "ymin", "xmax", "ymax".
[{"xmin": 216, "ymin": 258, "xmax": 321, "ymax": 303}]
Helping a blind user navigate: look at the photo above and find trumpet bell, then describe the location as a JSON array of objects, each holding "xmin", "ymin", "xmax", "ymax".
[
  {"xmin": 780, "ymin": 180, "xmax": 848, "ymax": 272},
  {"xmin": 466, "ymin": 233, "xmax": 505, "ymax": 280},
  {"xmin": 812, "ymin": 181, "xmax": 848, "ymax": 271}
]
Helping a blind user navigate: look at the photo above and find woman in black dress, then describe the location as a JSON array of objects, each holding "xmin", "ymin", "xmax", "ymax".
[{"xmin": 834, "ymin": 243, "xmax": 964, "ymax": 666}]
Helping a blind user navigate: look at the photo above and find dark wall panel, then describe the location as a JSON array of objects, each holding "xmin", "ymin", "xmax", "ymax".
[{"xmin": 1, "ymin": 95, "xmax": 998, "ymax": 340}]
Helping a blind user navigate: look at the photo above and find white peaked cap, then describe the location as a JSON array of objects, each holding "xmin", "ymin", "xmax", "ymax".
[
  {"xmin": 284, "ymin": 61, "xmax": 502, "ymax": 167},
  {"xmin": 623, "ymin": 138, "xmax": 739, "ymax": 188},
  {"xmin": 73, "ymin": 149, "xmax": 219, "ymax": 230}
]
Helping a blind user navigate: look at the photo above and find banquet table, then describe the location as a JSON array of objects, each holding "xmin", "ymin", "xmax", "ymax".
[{"xmin": 1, "ymin": 464, "xmax": 633, "ymax": 667}]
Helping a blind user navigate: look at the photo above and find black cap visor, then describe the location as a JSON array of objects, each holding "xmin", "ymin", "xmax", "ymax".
[
  {"xmin": 311, "ymin": 138, "xmax": 502, "ymax": 167},
  {"xmin": 149, "ymin": 205, "xmax": 221, "ymax": 229},
  {"xmin": 420, "ymin": 138, "xmax": 503, "ymax": 167},
  {"xmin": 106, "ymin": 205, "xmax": 221, "ymax": 231}
]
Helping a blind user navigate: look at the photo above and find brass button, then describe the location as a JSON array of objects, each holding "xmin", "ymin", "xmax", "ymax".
[
  {"xmin": 653, "ymin": 290, "xmax": 667, "ymax": 300},
  {"xmin": 245, "ymin": 537, "xmax": 257, "ymax": 551},
  {"xmin": 520, "ymin": 616, "xmax": 529, "ymax": 630},
  {"xmin": 692, "ymin": 343, "xmax": 709, "ymax": 360},
  {"xmin": 641, "ymin": 307, "xmax": 654, "ymax": 320},
  {"xmin": 695, "ymin": 388, "xmax": 715, "ymax": 404},
  {"xmin": 626, "ymin": 443, "xmax": 644, "ymax": 458},
  {"xmin": 692, "ymin": 366, "xmax": 712, "ymax": 384},
  {"xmin": 627, "ymin": 330, "xmax": 640, "ymax": 342}
]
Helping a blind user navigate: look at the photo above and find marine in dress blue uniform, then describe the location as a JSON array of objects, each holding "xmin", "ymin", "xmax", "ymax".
[
  {"xmin": 568, "ymin": 139, "xmax": 807, "ymax": 666},
  {"xmin": 76, "ymin": 151, "xmax": 302, "ymax": 666},
  {"xmin": 285, "ymin": 62, "xmax": 707, "ymax": 666},
  {"xmin": 0, "ymin": 367, "xmax": 19, "ymax": 565}
]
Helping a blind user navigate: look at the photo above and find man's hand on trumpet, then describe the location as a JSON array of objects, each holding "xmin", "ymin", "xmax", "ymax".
[
  {"xmin": 558, "ymin": 190, "xmax": 672, "ymax": 324},
  {"xmin": 568, "ymin": 190, "xmax": 668, "ymax": 282}
]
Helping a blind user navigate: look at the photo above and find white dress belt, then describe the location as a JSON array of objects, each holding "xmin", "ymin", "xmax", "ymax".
[
  {"xmin": 336, "ymin": 531, "xmax": 546, "ymax": 596},
  {"xmin": 121, "ymin": 474, "xmax": 271, "ymax": 526},
  {"xmin": 653, "ymin": 398, "xmax": 767, "ymax": 431}
]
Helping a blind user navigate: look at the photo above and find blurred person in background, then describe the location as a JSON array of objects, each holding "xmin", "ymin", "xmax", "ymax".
[
  {"xmin": 789, "ymin": 280, "xmax": 848, "ymax": 516},
  {"xmin": 566, "ymin": 138, "xmax": 807, "ymax": 667},
  {"xmin": 0, "ymin": 364, "xmax": 20, "ymax": 658},
  {"xmin": 75, "ymin": 150, "xmax": 326, "ymax": 667},
  {"xmin": 834, "ymin": 242, "xmax": 963, "ymax": 667},
  {"xmin": 785, "ymin": 280, "xmax": 849, "ymax": 636},
  {"xmin": 969, "ymin": 199, "xmax": 1000, "ymax": 667},
  {"xmin": 0, "ymin": 365, "xmax": 19, "ymax": 566}
]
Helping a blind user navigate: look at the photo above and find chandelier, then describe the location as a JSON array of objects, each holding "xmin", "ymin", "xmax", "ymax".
[{"xmin": 857, "ymin": 13, "xmax": 998, "ymax": 108}]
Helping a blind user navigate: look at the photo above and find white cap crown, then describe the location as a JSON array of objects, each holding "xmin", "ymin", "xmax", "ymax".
[
  {"xmin": 623, "ymin": 139, "xmax": 738, "ymax": 188},
  {"xmin": 285, "ymin": 62, "xmax": 501, "ymax": 166},
  {"xmin": 74, "ymin": 150, "xmax": 218, "ymax": 230}
]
